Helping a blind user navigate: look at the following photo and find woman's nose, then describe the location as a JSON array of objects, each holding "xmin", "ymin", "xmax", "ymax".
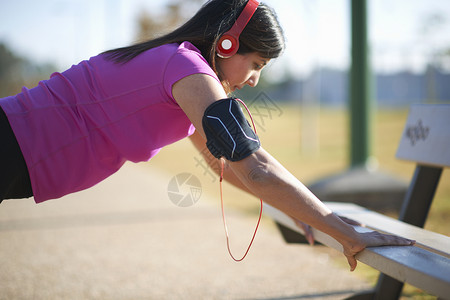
[{"xmin": 247, "ymin": 71, "xmax": 260, "ymax": 87}]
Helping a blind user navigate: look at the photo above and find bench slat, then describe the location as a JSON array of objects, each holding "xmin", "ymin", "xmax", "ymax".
[
  {"xmin": 264, "ymin": 203, "xmax": 450, "ymax": 299},
  {"xmin": 325, "ymin": 202, "xmax": 450, "ymax": 258},
  {"xmin": 396, "ymin": 104, "xmax": 450, "ymax": 167}
]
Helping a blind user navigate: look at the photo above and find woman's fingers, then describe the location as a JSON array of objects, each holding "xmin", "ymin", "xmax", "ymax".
[
  {"xmin": 291, "ymin": 217, "xmax": 415, "ymax": 273},
  {"xmin": 338, "ymin": 215, "xmax": 364, "ymax": 227},
  {"xmin": 343, "ymin": 231, "xmax": 416, "ymax": 272},
  {"xmin": 345, "ymin": 253, "xmax": 358, "ymax": 272},
  {"xmin": 343, "ymin": 241, "xmax": 366, "ymax": 272},
  {"xmin": 364, "ymin": 231, "xmax": 416, "ymax": 247},
  {"xmin": 303, "ymin": 223, "xmax": 315, "ymax": 246},
  {"xmin": 292, "ymin": 218, "xmax": 315, "ymax": 246}
]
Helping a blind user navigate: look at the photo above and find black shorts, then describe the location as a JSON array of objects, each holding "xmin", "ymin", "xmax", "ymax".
[{"xmin": 0, "ymin": 106, "xmax": 33, "ymax": 202}]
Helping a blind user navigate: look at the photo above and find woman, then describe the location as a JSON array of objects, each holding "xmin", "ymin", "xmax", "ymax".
[{"xmin": 0, "ymin": 0, "xmax": 414, "ymax": 270}]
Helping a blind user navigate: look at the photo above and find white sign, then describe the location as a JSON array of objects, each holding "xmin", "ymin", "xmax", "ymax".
[{"xmin": 396, "ymin": 104, "xmax": 450, "ymax": 167}]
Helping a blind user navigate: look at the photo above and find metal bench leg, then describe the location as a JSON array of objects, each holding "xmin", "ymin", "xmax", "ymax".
[
  {"xmin": 372, "ymin": 165, "xmax": 443, "ymax": 299},
  {"xmin": 373, "ymin": 274, "xmax": 404, "ymax": 300},
  {"xmin": 347, "ymin": 165, "xmax": 443, "ymax": 300},
  {"xmin": 345, "ymin": 274, "xmax": 404, "ymax": 300},
  {"xmin": 398, "ymin": 165, "xmax": 442, "ymax": 226}
]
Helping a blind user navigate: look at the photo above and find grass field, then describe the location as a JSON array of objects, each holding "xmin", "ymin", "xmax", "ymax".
[
  {"xmin": 145, "ymin": 104, "xmax": 448, "ymax": 299},
  {"xmin": 148, "ymin": 104, "xmax": 449, "ymax": 236}
]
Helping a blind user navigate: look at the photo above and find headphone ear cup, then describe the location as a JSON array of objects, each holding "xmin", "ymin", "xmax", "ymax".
[
  {"xmin": 216, "ymin": 0, "xmax": 259, "ymax": 58},
  {"xmin": 216, "ymin": 34, "xmax": 239, "ymax": 58}
]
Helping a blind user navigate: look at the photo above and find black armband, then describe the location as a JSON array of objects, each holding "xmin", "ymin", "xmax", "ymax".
[{"xmin": 202, "ymin": 98, "xmax": 260, "ymax": 162}]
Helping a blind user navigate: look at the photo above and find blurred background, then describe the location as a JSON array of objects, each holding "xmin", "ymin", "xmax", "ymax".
[
  {"xmin": 2, "ymin": 0, "xmax": 450, "ymax": 102},
  {"xmin": 2, "ymin": 0, "xmax": 449, "ymax": 226},
  {"xmin": 2, "ymin": 0, "xmax": 449, "ymax": 225},
  {"xmin": 1, "ymin": 1, "xmax": 449, "ymax": 298}
]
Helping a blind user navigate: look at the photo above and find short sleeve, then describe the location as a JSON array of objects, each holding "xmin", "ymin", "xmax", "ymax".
[{"xmin": 163, "ymin": 42, "xmax": 221, "ymax": 103}]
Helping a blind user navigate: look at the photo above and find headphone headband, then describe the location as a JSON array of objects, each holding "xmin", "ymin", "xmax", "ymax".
[{"xmin": 216, "ymin": 0, "xmax": 260, "ymax": 58}]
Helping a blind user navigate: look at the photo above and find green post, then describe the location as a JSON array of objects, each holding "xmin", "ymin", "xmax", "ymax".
[
  {"xmin": 306, "ymin": 0, "xmax": 408, "ymax": 226},
  {"xmin": 350, "ymin": 0, "xmax": 372, "ymax": 167}
]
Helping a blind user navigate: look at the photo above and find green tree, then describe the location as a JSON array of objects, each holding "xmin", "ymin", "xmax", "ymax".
[
  {"xmin": 136, "ymin": 0, "xmax": 203, "ymax": 41},
  {"xmin": 0, "ymin": 43, "xmax": 56, "ymax": 97},
  {"xmin": 0, "ymin": 43, "xmax": 26, "ymax": 97}
]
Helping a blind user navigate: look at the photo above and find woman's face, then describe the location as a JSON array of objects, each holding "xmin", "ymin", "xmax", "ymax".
[{"xmin": 217, "ymin": 52, "xmax": 270, "ymax": 92}]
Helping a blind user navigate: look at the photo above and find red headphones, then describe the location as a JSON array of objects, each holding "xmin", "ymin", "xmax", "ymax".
[{"xmin": 216, "ymin": 0, "xmax": 260, "ymax": 58}]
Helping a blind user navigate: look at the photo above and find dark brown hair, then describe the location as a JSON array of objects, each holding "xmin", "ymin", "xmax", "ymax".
[{"xmin": 103, "ymin": 0, "xmax": 285, "ymax": 90}]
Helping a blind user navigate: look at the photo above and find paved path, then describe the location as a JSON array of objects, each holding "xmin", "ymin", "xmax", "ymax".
[{"xmin": 0, "ymin": 163, "xmax": 371, "ymax": 299}]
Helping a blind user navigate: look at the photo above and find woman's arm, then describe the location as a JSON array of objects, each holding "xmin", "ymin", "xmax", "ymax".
[
  {"xmin": 189, "ymin": 129, "xmax": 316, "ymax": 244},
  {"xmin": 173, "ymin": 74, "xmax": 414, "ymax": 271},
  {"xmin": 189, "ymin": 129, "xmax": 251, "ymax": 193}
]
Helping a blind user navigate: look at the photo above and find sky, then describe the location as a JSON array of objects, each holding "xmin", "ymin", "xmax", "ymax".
[{"xmin": 1, "ymin": 0, "xmax": 450, "ymax": 79}]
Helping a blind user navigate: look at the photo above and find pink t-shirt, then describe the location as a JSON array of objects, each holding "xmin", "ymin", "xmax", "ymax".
[{"xmin": 0, "ymin": 42, "xmax": 220, "ymax": 203}]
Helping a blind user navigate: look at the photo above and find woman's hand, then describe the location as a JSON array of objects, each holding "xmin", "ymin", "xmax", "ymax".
[
  {"xmin": 292, "ymin": 218, "xmax": 315, "ymax": 245},
  {"xmin": 343, "ymin": 231, "xmax": 415, "ymax": 272},
  {"xmin": 291, "ymin": 215, "xmax": 363, "ymax": 247},
  {"xmin": 292, "ymin": 215, "xmax": 415, "ymax": 271}
]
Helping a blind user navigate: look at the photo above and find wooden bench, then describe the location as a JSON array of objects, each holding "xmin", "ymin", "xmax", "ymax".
[{"xmin": 265, "ymin": 104, "xmax": 450, "ymax": 299}]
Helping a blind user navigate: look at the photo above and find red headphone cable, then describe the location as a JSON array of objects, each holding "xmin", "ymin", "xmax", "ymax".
[{"xmin": 219, "ymin": 98, "xmax": 263, "ymax": 262}]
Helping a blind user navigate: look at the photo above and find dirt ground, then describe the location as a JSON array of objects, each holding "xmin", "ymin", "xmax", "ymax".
[{"xmin": 0, "ymin": 163, "xmax": 371, "ymax": 300}]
